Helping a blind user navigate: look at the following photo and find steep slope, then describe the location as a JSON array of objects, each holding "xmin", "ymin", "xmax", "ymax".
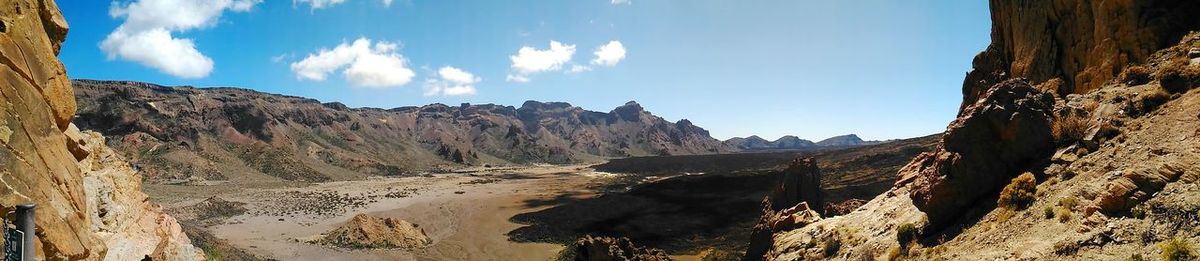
[
  {"xmin": 0, "ymin": 1, "xmax": 201, "ymax": 259},
  {"xmin": 72, "ymin": 80, "xmax": 731, "ymax": 183}
]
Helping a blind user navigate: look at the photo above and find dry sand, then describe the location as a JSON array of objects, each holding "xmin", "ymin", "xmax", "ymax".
[{"xmin": 154, "ymin": 165, "xmax": 627, "ymax": 260}]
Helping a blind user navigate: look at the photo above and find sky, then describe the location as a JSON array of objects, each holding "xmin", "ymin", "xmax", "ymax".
[{"xmin": 57, "ymin": 0, "xmax": 992, "ymax": 141}]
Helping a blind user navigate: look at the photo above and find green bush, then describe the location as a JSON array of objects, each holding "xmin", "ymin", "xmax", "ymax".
[
  {"xmin": 1159, "ymin": 237, "xmax": 1195, "ymax": 261},
  {"xmin": 823, "ymin": 237, "xmax": 842, "ymax": 257},
  {"xmin": 998, "ymin": 172, "xmax": 1038, "ymax": 210},
  {"xmin": 1043, "ymin": 207, "xmax": 1055, "ymax": 219},
  {"xmin": 897, "ymin": 223, "xmax": 918, "ymax": 246}
]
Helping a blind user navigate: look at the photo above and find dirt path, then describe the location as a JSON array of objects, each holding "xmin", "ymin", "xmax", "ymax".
[{"xmin": 157, "ymin": 165, "xmax": 621, "ymax": 260}]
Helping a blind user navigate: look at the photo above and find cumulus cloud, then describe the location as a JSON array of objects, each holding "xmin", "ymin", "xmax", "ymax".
[
  {"xmin": 291, "ymin": 38, "xmax": 415, "ymax": 88},
  {"xmin": 591, "ymin": 40, "xmax": 626, "ymax": 66},
  {"xmin": 506, "ymin": 41, "xmax": 576, "ymax": 82},
  {"xmin": 101, "ymin": 0, "xmax": 261, "ymax": 79},
  {"xmin": 423, "ymin": 66, "xmax": 480, "ymax": 96}
]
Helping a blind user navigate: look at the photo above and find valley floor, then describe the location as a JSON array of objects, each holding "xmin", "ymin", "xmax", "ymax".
[{"xmin": 146, "ymin": 165, "xmax": 649, "ymax": 261}]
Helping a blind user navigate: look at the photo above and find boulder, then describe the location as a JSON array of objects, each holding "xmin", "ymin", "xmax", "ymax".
[
  {"xmin": 564, "ymin": 235, "xmax": 671, "ymax": 261},
  {"xmin": 320, "ymin": 213, "xmax": 432, "ymax": 249},
  {"xmin": 1091, "ymin": 163, "xmax": 1184, "ymax": 215},
  {"xmin": 745, "ymin": 158, "xmax": 825, "ymax": 260},
  {"xmin": 898, "ymin": 79, "xmax": 1056, "ymax": 228}
]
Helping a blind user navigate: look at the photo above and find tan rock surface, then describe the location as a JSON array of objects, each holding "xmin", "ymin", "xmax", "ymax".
[{"xmin": 320, "ymin": 213, "xmax": 432, "ymax": 249}]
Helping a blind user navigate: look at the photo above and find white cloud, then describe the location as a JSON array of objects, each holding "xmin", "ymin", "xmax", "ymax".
[
  {"xmin": 423, "ymin": 66, "xmax": 480, "ymax": 96},
  {"xmin": 591, "ymin": 40, "xmax": 626, "ymax": 66},
  {"xmin": 294, "ymin": 0, "xmax": 394, "ymax": 9},
  {"xmin": 567, "ymin": 64, "xmax": 592, "ymax": 73},
  {"xmin": 506, "ymin": 40, "xmax": 576, "ymax": 82},
  {"xmin": 611, "ymin": 0, "xmax": 631, "ymax": 5},
  {"xmin": 101, "ymin": 0, "xmax": 261, "ymax": 79},
  {"xmin": 290, "ymin": 38, "xmax": 415, "ymax": 88}
]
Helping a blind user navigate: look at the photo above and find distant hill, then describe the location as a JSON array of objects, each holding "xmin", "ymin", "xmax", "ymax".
[
  {"xmin": 72, "ymin": 80, "xmax": 733, "ymax": 183},
  {"xmin": 724, "ymin": 134, "xmax": 883, "ymax": 151}
]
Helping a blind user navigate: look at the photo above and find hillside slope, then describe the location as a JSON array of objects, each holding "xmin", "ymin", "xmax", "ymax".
[{"xmin": 73, "ymin": 80, "xmax": 731, "ymax": 183}]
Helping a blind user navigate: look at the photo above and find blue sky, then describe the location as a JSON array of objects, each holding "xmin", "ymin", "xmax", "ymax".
[{"xmin": 57, "ymin": 0, "xmax": 991, "ymax": 141}]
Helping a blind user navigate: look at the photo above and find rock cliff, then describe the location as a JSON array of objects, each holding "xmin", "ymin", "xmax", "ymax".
[
  {"xmin": 0, "ymin": 0, "xmax": 201, "ymax": 259},
  {"xmin": 962, "ymin": 0, "xmax": 1200, "ymax": 104}
]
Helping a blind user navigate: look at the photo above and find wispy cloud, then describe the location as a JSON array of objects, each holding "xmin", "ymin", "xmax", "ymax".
[
  {"xmin": 290, "ymin": 38, "xmax": 415, "ymax": 88},
  {"xmin": 101, "ymin": 0, "xmax": 262, "ymax": 79}
]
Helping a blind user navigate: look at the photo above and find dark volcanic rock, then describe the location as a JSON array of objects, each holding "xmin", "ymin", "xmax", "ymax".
[
  {"xmin": 963, "ymin": 0, "xmax": 1200, "ymax": 103},
  {"xmin": 562, "ymin": 236, "xmax": 671, "ymax": 261},
  {"xmin": 814, "ymin": 134, "xmax": 867, "ymax": 147},
  {"xmin": 745, "ymin": 157, "xmax": 825, "ymax": 260},
  {"xmin": 72, "ymin": 80, "xmax": 732, "ymax": 182},
  {"xmin": 897, "ymin": 79, "xmax": 1056, "ymax": 229}
]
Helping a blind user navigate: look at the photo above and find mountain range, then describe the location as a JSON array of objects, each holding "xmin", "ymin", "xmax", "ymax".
[{"xmin": 723, "ymin": 134, "xmax": 884, "ymax": 151}]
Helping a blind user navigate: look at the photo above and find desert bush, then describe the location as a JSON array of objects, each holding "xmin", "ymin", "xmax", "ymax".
[
  {"xmin": 1121, "ymin": 65, "xmax": 1153, "ymax": 85},
  {"xmin": 1059, "ymin": 197, "xmax": 1078, "ymax": 211},
  {"xmin": 1056, "ymin": 207, "xmax": 1072, "ymax": 223},
  {"xmin": 1132, "ymin": 204, "xmax": 1147, "ymax": 219},
  {"xmin": 887, "ymin": 245, "xmax": 904, "ymax": 260},
  {"xmin": 1133, "ymin": 87, "xmax": 1171, "ymax": 116},
  {"xmin": 1052, "ymin": 113, "xmax": 1092, "ymax": 145},
  {"xmin": 1159, "ymin": 237, "xmax": 1195, "ymax": 261},
  {"xmin": 896, "ymin": 223, "xmax": 918, "ymax": 246},
  {"xmin": 1043, "ymin": 207, "xmax": 1055, "ymax": 219},
  {"xmin": 998, "ymin": 172, "xmax": 1038, "ymax": 210},
  {"xmin": 823, "ymin": 237, "xmax": 842, "ymax": 257},
  {"xmin": 1158, "ymin": 59, "xmax": 1200, "ymax": 93},
  {"xmin": 1126, "ymin": 253, "xmax": 1146, "ymax": 261}
]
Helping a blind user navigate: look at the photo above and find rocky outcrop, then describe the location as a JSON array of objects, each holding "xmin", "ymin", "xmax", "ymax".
[
  {"xmin": 71, "ymin": 128, "xmax": 205, "ymax": 260},
  {"xmin": 963, "ymin": 0, "xmax": 1200, "ymax": 104},
  {"xmin": 0, "ymin": 0, "xmax": 102, "ymax": 259},
  {"xmin": 745, "ymin": 158, "xmax": 825, "ymax": 260},
  {"xmin": 1090, "ymin": 163, "xmax": 1184, "ymax": 216},
  {"xmin": 72, "ymin": 80, "xmax": 732, "ymax": 183},
  {"xmin": 562, "ymin": 235, "xmax": 671, "ymax": 261},
  {"xmin": 897, "ymin": 79, "xmax": 1056, "ymax": 228},
  {"xmin": 320, "ymin": 213, "xmax": 432, "ymax": 249}
]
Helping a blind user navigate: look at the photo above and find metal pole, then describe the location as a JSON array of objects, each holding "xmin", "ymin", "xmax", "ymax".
[{"xmin": 14, "ymin": 204, "xmax": 33, "ymax": 261}]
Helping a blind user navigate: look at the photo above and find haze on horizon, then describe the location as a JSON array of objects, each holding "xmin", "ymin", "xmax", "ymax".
[{"xmin": 57, "ymin": 0, "xmax": 990, "ymax": 141}]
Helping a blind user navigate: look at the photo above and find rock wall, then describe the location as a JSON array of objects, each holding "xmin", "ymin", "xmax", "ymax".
[
  {"xmin": 744, "ymin": 158, "xmax": 824, "ymax": 260},
  {"xmin": 0, "ymin": 0, "xmax": 201, "ymax": 259},
  {"xmin": 0, "ymin": 0, "xmax": 102, "ymax": 259},
  {"xmin": 963, "ymin": 0, "xmax": 1200, "ymax": 104}
]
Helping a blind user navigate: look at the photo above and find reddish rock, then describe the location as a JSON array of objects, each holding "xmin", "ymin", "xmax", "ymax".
[
  {"xmin": 1092, "ymin": 163, "xmax": 1184, "ymax": 215},
  {"xmin": 566, "ymin": 235, "xmax": 671, "ymax": 261},
  {"xmin": 898, "ymin": 79, "xmax": 1056, "ymax": 228}
]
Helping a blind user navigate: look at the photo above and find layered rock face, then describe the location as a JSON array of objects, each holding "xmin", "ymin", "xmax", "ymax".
[
  {"xmin": 73, "ymin": 80, "xmax": 731, "ymax": 183},
  {"xmin": 744, "ymin": 158, "xmax": 824, "ymax": 260},
  {"xmin": 0, "ymin": 0, "xmax": 102, "ymax": 259},
  {"xmin": 963, "ymin": 0, "xmax": 1200, "ymax": 104},
  {"xmin": 71, "ymin": 128, "xmax": 204, "ymax": 260},
  {"xmin": 897, "ymin": 79, "xmax": 1056, "ymax": 228}
]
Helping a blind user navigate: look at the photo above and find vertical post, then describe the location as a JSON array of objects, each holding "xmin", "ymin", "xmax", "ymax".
[{"xmin": 14, "ymin": 204, "xmax": 33, "ymax": 261}]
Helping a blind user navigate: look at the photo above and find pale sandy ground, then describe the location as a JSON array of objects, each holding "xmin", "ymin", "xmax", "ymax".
[{"xmin": 151, "ymin": 164, "xmax": 701, "ymax": 260}]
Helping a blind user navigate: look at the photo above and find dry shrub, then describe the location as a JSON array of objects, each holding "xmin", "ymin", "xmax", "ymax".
[
  {"xmin": 998, "ymin": 172, "xmax": 1038, "ymax": 210},
  {"xmin": 1159, "ymin": 237, "xmax": 1195, "ymax": 261},
  {"xmin": 1133, "ymin": 87, "xmax": 1171, "ymax": 116},
  {"xmin": 1043, "ymin": 207, "xmax": 1055, "ymax": 219},
  {"xmin": 1157, "ymin": 59, "xmax": 1200, "ymax": 93},
  {"xmin": 1052, "ymin": 113, "xmax": 1093, "ymax": 145},
  {"xmin": 1056, "ymin": 207, "xmax": 1072, "ymax": 223},
  {"xmin": 1059, "ymin": 196, "xmax": 1078, "ymax": 210},
  {"xmin": 1121, "ymin": 65, "xmax": 1153, "ymax": 85}
]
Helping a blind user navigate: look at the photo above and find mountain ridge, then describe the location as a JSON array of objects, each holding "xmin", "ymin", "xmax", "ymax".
[{"xmin": 724, "ymin": 133, "xmax": 884, "ymax": 151}]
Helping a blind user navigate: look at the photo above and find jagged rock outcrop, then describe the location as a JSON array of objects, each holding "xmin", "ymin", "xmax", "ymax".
[
  {"xmin": 963, "ymin": 0, "xmax": 1200, "ymax": 104},
  {"xmin": 72, "ymin": 80, "xmax": 732, "ymax": 183},
  {"xmin": 0, "ymin": 0, "xmax": 103, "ymax": 259},
  {"xmin": 745, "ymin": 158, "xmax": 824, "ymax": 260},
  {"xmin": 562, "ymin": 235, "xmax": 671, "ymax": 261},
  {"xmin": 897, "ymin": 79, "xmax": 1056, "ymax": 228},
  {"xmin": 71, "ymin": 128, "xmax": 205, "ymax": 260},
  {"xmin": 319, "ymin": 213, "xmax": 432, "ymax": 249},
  {"xmin": 1090, "ymin": 163, "xmax": 1184, "ymax": 216}
]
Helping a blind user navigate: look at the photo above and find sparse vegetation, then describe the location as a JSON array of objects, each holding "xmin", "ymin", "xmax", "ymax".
[
  {"xmin": 1132, "ymin": 204, "xmax": 1147, "ymax": 219},
  {"xmin": 998, "ymin": 172, "xmax": 1038, "ymax": 210},
  {"xmin": 1058, "ymin": 196, "xmax": 1078, "ymax": 211},
  {"xmin": 1159, "ymin": 237, "xmax": 1195, "ymax": 261},
  {"xmin": 1043, "ymin": 207, "xmax": 1055, "ymax": 219},
  {"xmin": 1158, "ymin": 59, "xmax": 1200, "ymax": 93},
  {"xmin": 1133, "ymin": 87, "xmax": 1171, "ymax": 115},
  {"xmin": 1121, "ymin": 64, "xmax": 1153, "ymax": 85},
  {"xmin": 896, "ymin": 223, "xmax": 918, "ymax": 246},
  {"xmin": 1052, "ymin": 113, "xmax": 1092, "ymax": 145},
  {"xmin": 1056, "ymin": 207, "xmax": 1072, "ymax": 223},
  {"xmin": 823, "ymin": 237, "xmax": 842, "ymax": 257},
  {"xmin": 887, "ymin": 245, "xmax": 904, "ymax": 260},
  {"xmin": 1127, "ymin": 253, "xmax": 1146, "ymax": 261}
]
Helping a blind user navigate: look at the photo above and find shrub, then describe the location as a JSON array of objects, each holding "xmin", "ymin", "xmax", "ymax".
[
  {"xmin": 887, "ymin": 245, "xmax": 904, "ymax": 260},
  {"xmin": 823, "ymin": 237, "xmax": 842, "ymax": 257},
  {"xmin": 998, "ymin": 172, "xmax": 1038, "ymax": 210},
  {"xmin": 1132, "ymin": 204, "xmax": 1147, "ymax": 219},
  {"xmin": 1056, "ymin": 207, "xmax": 1072, "ymax": 223},
  {"xmin": 1044, "ymin": 207, "xmax": 1055, "ymax": 219},
  {"xmin": 1122, "ymin": 65, "xmax": 1154, "ymax": 85},
  {"xmin": 896, "ymin": 223, "xmax": 918, "ymax": 246},
  {"xmin": 1134, "ymin": 87, "xmax": 1171, "ymax": 115},
  {"xmin": 1052, "ymin": 113, "xmax": 1093, "ymax": 145},
  {"xmin": 1127, "ymin": 253, "xmax": 1146, "ymax": 261},
  {"xmin": 1059, "ymin": 197, "xmax": 1078, "ymax": 211},
  {"xmin": 1158, "ymin": 59, "xmax": 1200, "ymax": 93},
  {"xmin": 1159, "ymin": 237, "xmax": 1195, "ymax": 261}
]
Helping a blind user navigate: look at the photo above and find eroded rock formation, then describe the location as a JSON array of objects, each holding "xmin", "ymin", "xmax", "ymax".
[
  {"xmin": 897, "ymin": 79, "xmax": 1056, "ymax": 228},
  {"xmin": 320, "ymin": 213, "xmax": 432, "ymax": 249},
  {"xmin": 563, "ymin": 235, "xmax": 671, "ymax": 261},
  {"xmin": 963, "ymin": 0, "xmax": 1200, "ymax": 104},
  {"xmin": 745, "ymin": 158, "xmax": 825, "ymax": 260}
]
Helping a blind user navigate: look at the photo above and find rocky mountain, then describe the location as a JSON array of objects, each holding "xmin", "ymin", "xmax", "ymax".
[
  {"xmin": 0, "ymin": 1, "xmax": 200, "ymax": 259},
  {"xmin": 72, "ymin": 80, "xmax": 732, "ymax": 183},
  {"xmin": 725, "ymin": 134, "xmax": 881, "ymax": 151},
  {"xmin": 753, "ymin": 1, "xmax": 1200, "ymax": 260}
]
